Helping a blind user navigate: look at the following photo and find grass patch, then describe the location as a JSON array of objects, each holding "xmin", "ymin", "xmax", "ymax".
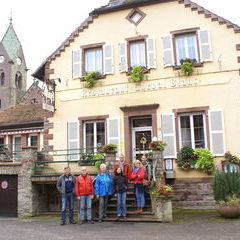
[
  {"xmin": 211, "ymin": 216, "xmax": 240, "ymax": 222},
  {"xmin": 173, "ymin": 209, "xmax": 216, "ymax": 214}
]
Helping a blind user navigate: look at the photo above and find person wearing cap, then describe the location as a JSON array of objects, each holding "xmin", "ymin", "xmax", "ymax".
[{"xmin": 75, "ymin": 167, "xmax": 94, "ymax": 224}]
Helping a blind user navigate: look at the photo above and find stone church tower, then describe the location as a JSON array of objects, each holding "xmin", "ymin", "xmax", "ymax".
[{"xmin": 0, "ymin": 21, "xmax": 27, "ymax": 111}]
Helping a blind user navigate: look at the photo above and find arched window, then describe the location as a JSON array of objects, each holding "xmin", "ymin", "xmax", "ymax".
[
  {"xmin": 0, "ymin": 70, "xmax": 4, "ymax": 86},
  {"xmin": 15, "ymin": 72, "xmax": 22, "ymax": 89}
]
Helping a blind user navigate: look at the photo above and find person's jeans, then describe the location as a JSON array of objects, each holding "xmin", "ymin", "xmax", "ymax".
[
  {"xmin": 99, "ymin": 195, "xmax": 109, "ymax": 219},
  {"xmin": 135, "ymin": 185, "xmax": 145, "ymax": 208},
  {"xmin": 79, "ymin": 195, "xmax": 92, "ymax": 220},
  {"xmin": 61, "ymin": 192, "xmax": 74, "ymax": 223},
  {"xmin": 117, "ymin": 192, "xmax": 127, "ymax": 217}
]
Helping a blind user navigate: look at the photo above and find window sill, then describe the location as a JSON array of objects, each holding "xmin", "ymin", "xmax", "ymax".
[
  {"xmin": 126, "ymin": 66, "xmax": 150, "ymax": 76},
  {"xmin": 80, "ymin": 75, "xmax": 106, "ymax": 82},
  {"xmin": 173, "ymin": 63, "xmax": 203, "ymax": 70}
]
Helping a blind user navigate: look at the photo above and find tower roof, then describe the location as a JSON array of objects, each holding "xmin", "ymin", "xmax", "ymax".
[{"xmin": 1, "ymin": 22, "xmax": 22, "ymax": 60}]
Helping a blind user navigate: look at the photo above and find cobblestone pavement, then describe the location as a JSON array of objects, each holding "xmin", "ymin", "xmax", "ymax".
[{"xmin": 1, "ymin": 211, "xmax": 240, "ymax": 240}]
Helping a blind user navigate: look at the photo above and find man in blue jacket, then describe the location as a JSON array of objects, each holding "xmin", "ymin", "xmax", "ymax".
[
  {"xmin": 94, "ymin": 163, "xmax": 112, "ymax": 223},
  {"xmin": 57, "ymin": 166, "xmax": 76, "ymax": 225}
]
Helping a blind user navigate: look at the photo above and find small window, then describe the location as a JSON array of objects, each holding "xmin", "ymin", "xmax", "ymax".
[
  {"xmin": 84, "ymin": 121, "xmax": 106, "ymax": 152},
  {"xmin": 179, "ymin": 113, "xmax": 206, "ymax": 149},
  {"xmin": 129, "ymin": 40, "xmax": 146, "ymax": 67},
  {"xmin": 175, "ymin": 34, "xmax": 199, "ymax": 65},
  {"xmin": 84, "ymin": 48, "xmax": 103, "ymax": 74},
  {"xmin": 126, "ymin": 8, "xmax": 146, "ymax": 26},
  {"xmin": 0, "ymin": 71, "xmax": 4, "ymax": 86},
  {"xmin": 15, "ymin": 72, "xmax": 22, "ymax": 89},
  {"xmin": 28, "ymin": 135, "xmax": 38, "ymax": 147}
]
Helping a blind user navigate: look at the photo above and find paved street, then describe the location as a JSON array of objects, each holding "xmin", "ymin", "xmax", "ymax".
[{"xmin": 1, "ymin": 211, "xmax": 240, "ymax": 240}]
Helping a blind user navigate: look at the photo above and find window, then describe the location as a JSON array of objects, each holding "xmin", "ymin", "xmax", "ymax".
[
  {"xmin": 15, "ymin": 72, "xmax": 22, "ymax": 89},
  {"xmin": 84, "ymin": 121, "xmax": 106, "ymax": 152},
  {"xmin": 179, "ymin": 113, "xmax": 206, "ymax": 149},
  {"xmin": 0, "ymin": 71, "xmax": 4, "ymax": 86},
  {"xmin": 84, "ymin": 48, "xmax": 103, "ymax": 74},
  {"xmin": 175, "ymin": 34, "xmax": 199, "ymax": 65},
  {"xmin": 28, "ymin": 135, "xmax": 38, "ymax": 147},
  {"xmin": 126, "ymin": 8, "xmax": 146, "ymax": 26},
  {"xmin": 130, "ymin": 40, "xmax": 146, "ymax": 67}
]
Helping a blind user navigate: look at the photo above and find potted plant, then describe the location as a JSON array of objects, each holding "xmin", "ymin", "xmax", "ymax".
[
  {"xmin": 194, "ymin": 148, "xmax": 215, "ymax": 175},
  {"xmin": 130, "ymin": 65, "xmax": 145, "ymax": 83},
  {"xmin": 214, "ymin": 168, "xmax": 240, "ymax": 218},
  {"xmin": 224, "ymin": 151, "xmax": 240, "ymax": 164},
  {"xmin": 92, "ymin": 153, "xmax": 105, "ymax": 169},
  {"xmin": 176, "ymin": 146, "xmax": 198, "ymax": 170},
  {"xmin": 149, "ymin": 141, "xmax": 167, "ymax": 152},
  {"xmin": 98, "ymin": 144, "xmax": 117, "ymax": 154},
  {"xmin": 180, "ymin": 58, "xmax": 196, "ymax": 76},
  {"xmin": 83, "ymin": 71, "xmax": 102, "ymax": 88}
]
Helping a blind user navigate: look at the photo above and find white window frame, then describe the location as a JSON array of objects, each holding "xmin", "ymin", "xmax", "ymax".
[
  {"xmin": 175, "ymin": 34, "xmax": 199, "ymax": 65},
  {"xmin": 129, "ymin": 40, "xmax": 147, "ymax": 68},
  {"xmin": 178, "ymin": 112, "xmax": 207, "ymax": 149},
  {"xmin": 28, "ymin": 134, "xmax": 38, "ymax": 147},
  {"xmin": 84, "ymin": 47, "xmax": 103, "ymax": 74},
  {"xmin": 83, "ymin": 120, "xmax": 106, "ymax": 152}
]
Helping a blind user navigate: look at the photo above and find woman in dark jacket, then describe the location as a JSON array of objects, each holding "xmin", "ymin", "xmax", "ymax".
[{"xmin": 113, "ymin": 167, "xmax": 128, "ymax": 220}]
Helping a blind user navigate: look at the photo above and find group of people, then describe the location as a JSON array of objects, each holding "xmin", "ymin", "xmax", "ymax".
[{"xmin": 56, "ymin": 154, "xmax": 151, "ymax": 225}]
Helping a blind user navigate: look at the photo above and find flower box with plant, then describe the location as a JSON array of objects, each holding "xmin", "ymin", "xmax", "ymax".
[
  {"xmin": 176, "ymin": 146, "xmax": 198, "ymax": 170},
  {"xmin": 130, "ymin": 65, "xmax": 145, "ymax": 83},
  {"xmin": 151, "ymin": 184, "xmax": 173, "ymax": 199},
  {"xmin": 180, "ymin": 58, "xmax": 196, "ymax": 76},
  {"xmin": 98, "ymin": 144, "xmax": 117, "ymax": 154},
  {"xmin": 214, "ymin": 169, "xmax": 240, "ymax": 218},
  {"xmin": 83, "ymin": 71, "xmax": 102, "ymax": 88},
  {"xmin": 91, "ymin": 153, "xmax": 105, "ymax": 169},
  {"xmin": 224, "ymin": 151, "xmax": 240, "ymax": 164},
  {"xmin": 149, "ymin": 141, "xmax": 167, "ymax": 152},
  {"xmin": 194, "ymin": 148, "xmax": 215, "ymax": 175}
]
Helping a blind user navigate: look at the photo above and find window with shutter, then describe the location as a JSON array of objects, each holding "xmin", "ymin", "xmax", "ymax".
[
  {"xmin": 198, "ymin": 30, "xmax": 213, "ymax": 62},
  {"xmin": 209, "ymin": 110, "xmax": 225, "ymax": 156},
  {"xmin": 146, "ymin": 37, "xmax": 157, "ymax": 69},
  {"xmin": 72, "ymin": 50, "xmax": 81, "ymax": 79},
  {"xmin": 129, "ymin": 40, "xmax": 146, "ymax": 67},
  {"xmin": 103, "ymin": 44, "xmax": 114, "ymax": 75},
  {"xmin": 107, "ymin": 118, "xmax": 120, "ymax": 156},
  {"xmin": 162, "ymin": 35, "xmax": 174, "ymax": 67},
  {"xmin": 67, "ymin": 121, "xmax": 79, "ymax": 160},
  {"xmin": 84, "ymin": 48, "xmax": 103, "ymax": 74},
  {"xmin": 161, "ymin": 114, "xmax": 176, "ymax": 158},
  {"xmin": 119, "ymin": 42, "xmax": 128, "ymax": 72}
]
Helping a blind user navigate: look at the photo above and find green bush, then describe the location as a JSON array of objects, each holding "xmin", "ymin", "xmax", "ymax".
[
  {"xmin": 213, "ymin": 169, "xmax": 240, "ymax": 202},
  {"xmin": 83, "ymin": 71, "xmax": 102, "ymax": 88},
  {"xmin": 130, "ymin": 65, "xmax": 144, "ymax": 83},
  {"xmin": 194, "ymin": 148, "xmax": 215, "ymax": 175},
  {"xmin": 176, "ymin": 146, "xmax": 197, "ymax": 169},
  {"xmin": 180, "ymin": 58, "xmax": 195, "ymax": 76}
]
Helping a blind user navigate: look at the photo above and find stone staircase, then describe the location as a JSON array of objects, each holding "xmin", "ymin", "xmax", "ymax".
[{"xmin": 95, "ymin": 183, "xmax": 160, "ymax": 222}]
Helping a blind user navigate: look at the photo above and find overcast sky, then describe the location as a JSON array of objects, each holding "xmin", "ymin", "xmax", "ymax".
[{"xmin": 0, "ymin": 0, "xmax": 239, "ymax": 87}]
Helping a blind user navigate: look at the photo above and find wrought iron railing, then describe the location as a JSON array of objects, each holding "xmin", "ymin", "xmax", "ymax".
[{"xmin": 0, "ymin": 144, "xmax": 23, "ymax": 162}]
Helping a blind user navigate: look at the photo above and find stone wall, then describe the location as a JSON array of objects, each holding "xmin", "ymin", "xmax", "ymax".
[{"xmin": 173, "ymin": 178, "xmax": 215, "ymax": 209}]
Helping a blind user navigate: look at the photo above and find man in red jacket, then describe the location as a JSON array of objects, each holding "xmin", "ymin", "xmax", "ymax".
[
  {"xmin": 75, "ymin": 167, "xmax": 94, "ymax": 224},
  {"xmin": 113, "ymin": 154, "xmax": 132, "ymax": 181}
]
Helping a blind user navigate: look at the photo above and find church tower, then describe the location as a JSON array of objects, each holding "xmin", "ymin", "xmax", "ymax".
[{"xmin": 0, "ymin": 20, "xmax": 27, "ymax": 111}]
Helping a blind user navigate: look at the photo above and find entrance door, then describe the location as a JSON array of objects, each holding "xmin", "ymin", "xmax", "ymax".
[
  {"xmin": 0, "ymin": 175, "xmax": 18, "ymax": 217},
  {"xmin": 132, "ymin": 117, "xmax": 152, "ymax": 161}
]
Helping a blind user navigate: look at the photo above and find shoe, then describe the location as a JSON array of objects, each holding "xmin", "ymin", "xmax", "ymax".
[
  {"xmin": 70, "ymin": 221, "xmax": 76, "ymax": 224},
  {"xmin": 98, "ymin": 219, "xmax": 103, "ymax": 223},
  {"xmin": 135, "ymin": 208, "xmax": 140, "ymax": 213},
  {"xmin": 87, "ymin": 220, "xmax": 94, "ymax": 224},
  {"xmin": 139, "ymin": 208, "xmax": 143, "ymax": 214},
  {"xmin": 60, "ymin": 222, "xmax": 65, "ymax": 225},
  {"xmin": 116, "ymin": 216, "xmax": 120, "ymax": 221},
  {"xmin": 78, "ymin": 220, "xmax": 83, "ymax": 225}
]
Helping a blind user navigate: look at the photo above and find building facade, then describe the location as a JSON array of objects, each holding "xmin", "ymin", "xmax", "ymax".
[
  {"xmin": 33, "ymin": 0, "xmax": 240, "ymax": 208},
  {"xmin": 0, "ymin": 21, "xmax": 27, "ymax": 111}
]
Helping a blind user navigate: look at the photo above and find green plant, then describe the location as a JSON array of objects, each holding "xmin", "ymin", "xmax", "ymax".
[
  {"xmin": 224, "ymin": 151, "xmax": 240, "ymax": 164},
  {"xmin": 213, "ymin": 169, "xmax": 240, "ymax": 202},
  {"xmin": 80, "ymin": 153, "xmax": 93, "ymax": 161},
  {"xmin": 151, "ymin": 184, "xmax": 173, "ymax": 198},
  {"xmin": 194, "ymin": 148, "xmax": 215, "ymax": 175},
  {"xmin": 98, "ymin": 144, "xmax": 117, "ymax": 153},
  {"xmin": 177, "ymin": 146, "xmax": 197, "ymax": 169},
  {"xmin": 180, "ymin": 58, "xmax": 195, "ymax": 76},
  {"xmin": 83, "ymin": 71, "xmax": 102, "ymax": 88},
  {"xmin": 218, "ymin": 195, "xmax": 240, "ymax": 207},
  {"xmin": 149, "ymin": 141, "xmax": 167, "ymax": 151},
  {"xmin": 130, "ymin": 65, "xmax": 144, "ymax": 83},
  {"xmin": 91, "ymin": 153, "xmax": 105, "ymax": 168}
]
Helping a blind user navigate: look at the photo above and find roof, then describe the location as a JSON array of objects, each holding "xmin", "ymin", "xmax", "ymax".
[
  {"xmin": 33, "ymin": 0, "xmax": 240, "ymax": 81},
  {"xmin": 1, "ymin": 23, "xmax": 22, "ymax": 60},
  {"xmin": 0, "ymin": 104, "xmax": 48, "ymax": 125}
]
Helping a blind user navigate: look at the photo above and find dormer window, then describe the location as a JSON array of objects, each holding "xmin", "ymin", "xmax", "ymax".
[{"xmin": 126, "ymin": 8, "xmax": 146, "ymax": 26}]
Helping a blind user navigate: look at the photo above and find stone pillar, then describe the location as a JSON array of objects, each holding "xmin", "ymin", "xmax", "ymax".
[
  {"xmin": 152, "ymin": 150, "xmax": 165, "ymax": 185},
  {"xmin": 18, "ymin": 146, "xmax": 38, "ymax": 217},
  {"xmin": 152, "ymin": 197, "xmax": 173, "ymax": 222},
  {"xmin": 105, "ymin": 153, "xmax": 116, "ymax": 175}
]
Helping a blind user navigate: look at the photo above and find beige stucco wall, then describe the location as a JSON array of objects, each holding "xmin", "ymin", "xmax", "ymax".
[{"xmin": 45, "ymin": 1, "xmax": 240, "ymax": 178}]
